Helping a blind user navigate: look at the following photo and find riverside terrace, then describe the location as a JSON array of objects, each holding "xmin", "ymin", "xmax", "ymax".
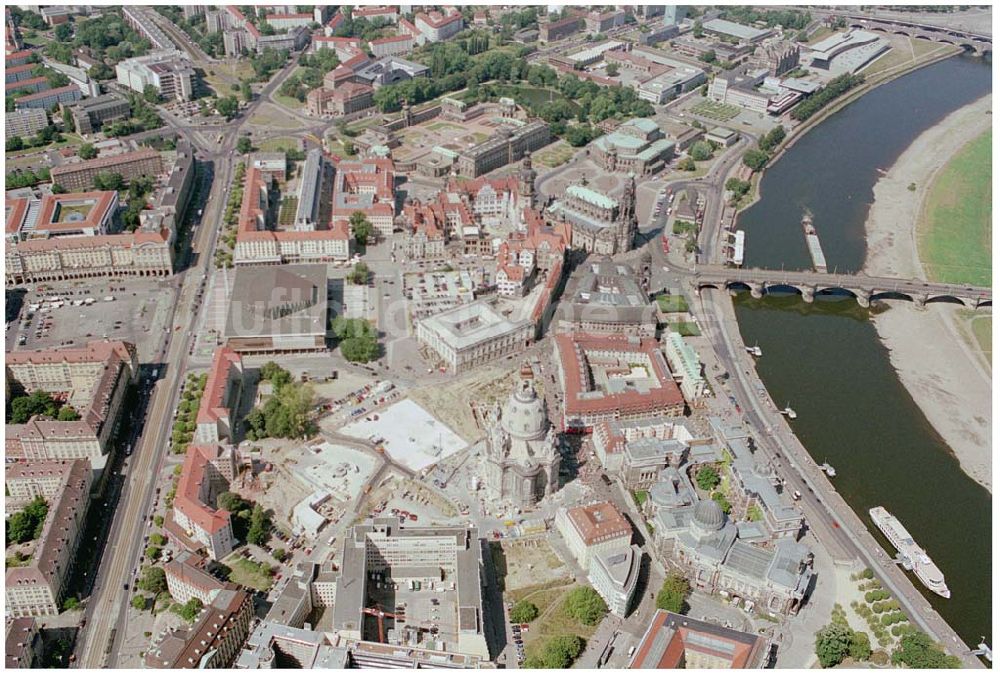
[{"xmin": 689, "ymin": 265, "xmax": 992, "ymax": 309}]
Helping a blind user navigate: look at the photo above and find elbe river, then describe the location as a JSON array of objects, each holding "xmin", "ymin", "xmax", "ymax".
[{"xmin": 732, "ymin": 52, "xmax": 992, "ymax": 648}]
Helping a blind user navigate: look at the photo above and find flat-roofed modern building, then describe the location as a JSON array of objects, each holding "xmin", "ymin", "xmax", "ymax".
[
  {"xmin": 14, "ymin": 84, "xmax": 81, "ymax": 110},
  {"xmin": 588, "ymin": 543, "xmax": 641, "ymax": 617},
  {"xmin": 663, "ymin": 331, "xmax": 706, "ymax": 403},
  {"xmin": 5, "ymin": 108, "xmax": 48, "ymax": 139},
  {"xmin": 702, "ymin": 18, "xmax": 773, "ymax": 43},
  {"xmin": 629, "ymin": 610, "xmax": 771, "ymax": 668},
  {"xmin": 417, "ymin": 300, "xmax": 533, "ymax": 374},
  {"xmin": 224, "ymin": 264, "xmax": 329, "ymax": 353},
  {"xmin": 333, "ymin": 518, "xmax": 492, "ymax": 660},
  {"xmin": 66, "ymin": 93, "xmax": 131, "ymax": 134},
  {"xmin": 115, "ymin": 50, "xmax": 194, "ymax": 101}
]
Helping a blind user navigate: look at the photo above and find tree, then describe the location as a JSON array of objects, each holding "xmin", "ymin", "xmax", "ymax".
[
  {"xmin": 131, "ymin": 595, "xmax": 147, "ymax": 610},
  {"xmin": 742, "ymin": 148, "xmax": 769, "ymax": 172},
  {"xmin": 692, "ymin": 21, "xmax": 704, "ymax": 38},
  {"xmin": 62, "ymin": 596, "xmax": 80, "ymax": 611},
  {"xmin": 563, "ymin": 587, "xmax": 607, "ymax": 626},
  {"xmin": 891, "ymin": 631, "xmax": 961, "ymax": 668},
  {"xmin": 217, "ymin": 491, "xmax": 248, "ymax": 514},
  {"xmin": 149, "ymin": 532, "xmax": 167, "ymax": 547},
  {"xmin": 56, "ymin": 405, "xmax": 80, "ymax": 421},
  {"xmin": 6, "ymin": 497, "xmax": 48, "ymax": 544},
  {"xmin": 8, "ymin": 390, "xmax": 60, "ymax": 423},
  {"xmin": 845, "ymin": 630, "xmax": 872, "ymax": 662},
  {"xmin": 538, "ymin": 635, "xmax": 583, "ymax": 668},
  {"xmin": 347, "ymin": 262, "xmax": 369, "ymax": 285},
  {"xmin": 815, "ymin": 623, "xmax": 854, "ymax": 668},
  {"xmin": 6, "ymin": 135, "xmax": 24, "ymax": 151},
  {"xmin": 175, "ymin": 597, "xmax": 204, "ymax": 622},
  {"xmin": 510, "ymin": 600, "xmax": 539, "ymax": 623},
  {"xmin": 349, "ymin": 211, "xmax": 374, "ymax": 245},
  {"xmin": 605, "ymin": 62, "xmax": 619, "ymax": 77},
  {"xmin": 216, "ymin": 95, "xmax": 239, "ymax": 119},
  {"xmin": 78, "ymin": 143, "xmax": 97, "ymax": 160},
  {"xmin": 695, "ymin": 465, "xmax": 721, "ymax": 491},
  {"xmin": 725, "ymin": 177, "xmax": 751, "ymax": 201},
  {"xmin": 655, "ymin": 573, "xmax": 690, "ymax": 613},
  {"xmin": 689, "ymin": 141, "xmax": 713, "ymax": 162},
  {"xmin": 273, "ymin": 548, "xmax": 286, "ymax": 561},
  {"xmin": 92, "ymin": 171, "xmax": 124, "ymax": 191},
  {"xmin": 678, "ymin": 156, "xmax": 696, "ymax": 171},
  {"xmin": 699, "ymin": 49, "xmax": 717, "ymax": 63},
  {"xmin": 246, "ymin": 504, "xmax": 270, "ymax": 546},
  {"xmin": 237, "ymin": 136, "xmax": 253, "ymax": 154},
  {"xmin": 142, "ymin": 84, "xmax": 161, "ymax": 104},
  {"xmin": 758, "ymin": 125, "xmax": 786, "ymax": 153},
  {"xmin": 712, "ymin": 491, "xmax": 731, "ymax": 514}
]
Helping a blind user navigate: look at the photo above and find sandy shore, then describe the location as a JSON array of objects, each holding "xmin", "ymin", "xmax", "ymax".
[{"xmin": 863, "ymin": 94, "xmax": 992, "ymax": 491}]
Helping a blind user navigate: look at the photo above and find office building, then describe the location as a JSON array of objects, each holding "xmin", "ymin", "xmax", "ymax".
[
  {"xmin": 115, "ymin": 50, "xmax": 194, "ymax": 102},
  {"xmin": 332, "ymin": 518, "xmax": 492, "ymax": 660},
  {"xmin": 65, "ymin": 93, "xmax": 130, "ymax": 134},
  {"xmin": 588, "ymin": 543, "xmax": 641, "ymax": 617},
  {"xmin": 663, "ymin": 331, "xmax": 706, "ymax": 403}
]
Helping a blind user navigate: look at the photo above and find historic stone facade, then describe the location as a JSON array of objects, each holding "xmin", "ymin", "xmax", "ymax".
[{"xmin": 482, "ymin": 372, "xmax": 560, "ymax": 509}]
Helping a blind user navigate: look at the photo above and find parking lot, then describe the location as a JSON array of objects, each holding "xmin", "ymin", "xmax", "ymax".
[{"xmin": 5, "ymin": 278, "xmax": 176, "ymax": 362}]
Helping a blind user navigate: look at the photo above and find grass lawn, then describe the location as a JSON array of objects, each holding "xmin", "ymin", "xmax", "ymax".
[
  {"xmin": 657, "ymin": 294, "xmax": 689, "ymax": 313},
  {"xmin": 520, "ymin": 584, "xmax": 601, "ymax": 662},
  {"xmin": 533, "ymin": 141, "xmax": 574, "ymax": 168},
  {"xmin": 226, "ymin": 556, "xmax": 275, "ymax": 592},
  {"xmin": 917, "ymin": 130, "xmax": 991, "ymax": 286},
  {"xmin": 257, "ymin": 136, "xmax": 301, "ymax": 152},
  {"xmin": 273, "ymin": 93, "xmax": 305, "ymax": 109},
  {"xmin": 970, "ymin": 316, "xmax": 991, "ymax": 363},
  {"xmin": 690, "ymin": 100, "xmax": 740, "ymax": 122},
  {"xmin": 863, "ymin": 39, "xmax": 955, "ymax": 77},
  {"xmin": 427, "ymin": 121, "xmax": 464, "ymax": 132},
  {"xmin": 278, "ymin": 197, "xmax": 298, "ymax": 226},
  {"xmin": 669, "ymin": 321, "xmax": 701, "ymax": 337},
  {"xmin": 806, "ymin": 26, "xmax": 835, "ymax": 45},
  {"xmin": 203, "ymin": 61, "xmax": 255, "ymax": 96},
  {"xmin": 249, "ymin": 106, "xmax": 303, "ymax": 129}
]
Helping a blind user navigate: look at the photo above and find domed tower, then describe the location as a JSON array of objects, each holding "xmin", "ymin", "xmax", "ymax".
[
  {"xmin": 689, "ymin": 500, "xmax": 726, "ymax": 543},
  {"xmin": 482, "ymin": 368, "xmax": 561, "ymax": 509}
]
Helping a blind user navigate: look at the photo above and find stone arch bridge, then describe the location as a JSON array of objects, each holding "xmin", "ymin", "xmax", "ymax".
[
  {"xmin": 692, "ymin": 265, "xmax": 992, "ymax": 309},
  {"xmin": 847, "ymin": 15, "xmax": 992, "ymax": 55}
]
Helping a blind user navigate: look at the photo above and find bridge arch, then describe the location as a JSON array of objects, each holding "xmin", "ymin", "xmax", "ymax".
[
  {"xmin": 815, "ymin": 286, "xmax": 858, "ymax": 299},
  {"xmin": 723, "ymin": 281, "xmax": 753, "ymax": 293},
  {"xmin": 763, "ymin": 283, "xmax": 803, "ymax": 296},
  {"xmin": 976, "ymin": 299, "xmax": 992, "ymax": 309},
  {"xmin": 925, "ymin": 295, "xmax": 967, "ymax": 307},
  {"xmin": 870, "ymin": 291, "xmax": 914, "ymax": 304}
]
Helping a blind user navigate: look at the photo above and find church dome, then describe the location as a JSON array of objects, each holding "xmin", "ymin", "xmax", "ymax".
[
  {"xmin": 501, "ymin": 380, "xmax": 549, "ymax": 441},
  {"xmin": 692, "ymin": 499, "xmax": 725, "ymax": 533}
]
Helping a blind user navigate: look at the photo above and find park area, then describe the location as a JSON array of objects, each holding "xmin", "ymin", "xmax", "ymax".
[{"xmin": 917, "ymin": 129, "xmax": 991, "ymax": 287}]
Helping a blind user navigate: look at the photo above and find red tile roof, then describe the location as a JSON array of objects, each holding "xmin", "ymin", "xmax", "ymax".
[
  {"xmin": 33, "ymin": 191, "xmax": 117, "ymax": 234},
  {"xmin": 175, "ymin": 444, "xmax": 233, "ymax": 536},
  {"xmin": 565, "ymin": 501, "xmax": 632, "ymax": 546},
  {"xmin": 195, "ymin": 347, "xmax": 242, "ymax": 426}
]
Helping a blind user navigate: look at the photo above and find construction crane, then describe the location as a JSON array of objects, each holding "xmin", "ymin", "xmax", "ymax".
[{"xmin": 362, "ymin": 605, "xmax": 401, "ymax": 643}]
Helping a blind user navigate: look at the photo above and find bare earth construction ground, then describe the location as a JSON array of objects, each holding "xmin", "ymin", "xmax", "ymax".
[{"xmin": 863, "ymin": 95, "xmax": 992, "ymax": 491}]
